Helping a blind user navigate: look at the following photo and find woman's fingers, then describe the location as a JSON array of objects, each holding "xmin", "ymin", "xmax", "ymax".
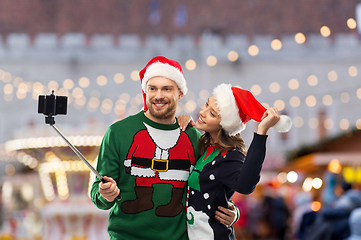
[
  {"xmin": 215, "ymin": 204, "xmax": 237, "ymax": 227},
  {"xmin": 178, "ymin": 114, "xmax": 194, "ymax": 131}
]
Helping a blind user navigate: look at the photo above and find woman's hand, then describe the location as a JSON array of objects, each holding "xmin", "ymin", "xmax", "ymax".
[
  {"xmin": 178, "ymin": 114, "xmax": 195, "ymax": 131},
  {"xmin": 98, "ymin": 176, "xmax": 120, "ymax": 202},
  {"xmin": 215, "ymin": 202, "xmax": 238, "ymax": 228},
  {"xmin": 257, "ymin": 107, "xmax": 280, "ymax": 135}
]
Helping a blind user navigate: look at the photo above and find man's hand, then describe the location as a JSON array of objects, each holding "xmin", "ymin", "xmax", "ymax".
[
  {"xmin": 215, "ymin": 202, "xmax": 238, "ymax": 227},
  {"xmin": 98, "ymin": 176, "xmax": 120, "ymax": 202}
]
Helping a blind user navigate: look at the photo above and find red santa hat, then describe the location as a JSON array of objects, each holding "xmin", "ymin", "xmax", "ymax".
[
  {"xmin": 139, "ymin": 56, "xmax": 187, "ymax": 110},
  {"xmin": 213, "ymin": 83, "xmax": 292, "ymax": 136}
]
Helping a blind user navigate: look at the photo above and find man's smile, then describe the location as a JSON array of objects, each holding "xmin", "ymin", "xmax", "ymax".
[{"xmin": 153, "ymin": 102, "xmax": 167, "ymax": 108}]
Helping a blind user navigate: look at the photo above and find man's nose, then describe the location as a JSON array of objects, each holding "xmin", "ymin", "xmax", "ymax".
[{"xmin": 155, "ymin": 90, "xmax": 164, "ymax": 100}]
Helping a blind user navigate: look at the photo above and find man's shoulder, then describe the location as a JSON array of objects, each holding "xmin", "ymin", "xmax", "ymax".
[
  {"xmin": 109, "ymin": 112, "xmax": 143, "ymax": 130},
  {"xmin": 185, "ymin": 126, "xmax": 201, "ymax": 135},
  {"xmin": 184, "ymin": 126, "xmax": 202, "ymax": 140}
]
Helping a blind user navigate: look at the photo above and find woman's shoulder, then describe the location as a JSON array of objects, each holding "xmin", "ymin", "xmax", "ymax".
[{"xmin": 221, "ymin": 148, "xmax": 245, "ymax": 161}]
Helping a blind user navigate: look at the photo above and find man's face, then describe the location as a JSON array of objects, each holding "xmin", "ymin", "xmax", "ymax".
[{"xmin": 145, "ymin": 77, "xmax": 183, "ymax": 122}]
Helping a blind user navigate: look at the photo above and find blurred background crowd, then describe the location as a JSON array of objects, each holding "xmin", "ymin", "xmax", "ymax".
[{"xmin": 0, "ymin": 0, "xmax": 361, "ymax": 239}]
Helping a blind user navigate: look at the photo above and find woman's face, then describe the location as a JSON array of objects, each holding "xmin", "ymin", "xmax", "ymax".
[{"xmin": 195, "ymin": 96, "xmax": 222, "ymax": 137}]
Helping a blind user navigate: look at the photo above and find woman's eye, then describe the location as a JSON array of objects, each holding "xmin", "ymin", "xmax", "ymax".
[{"xmin": 210, "ymin": 112, "xmax": 215, "ymax": 117}]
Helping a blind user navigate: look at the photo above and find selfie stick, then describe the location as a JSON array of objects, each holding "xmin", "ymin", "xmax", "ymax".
[
  {"xmin": 40, "ymin": 91, "xmax": 121, "ymax": 200},
  {"xmin": 51, "ymin": 125, "xmax": 121, "ymax": 200},
  {"xmin": 51, "ymin": 125, "xmax": 102, "ymax": 181}
]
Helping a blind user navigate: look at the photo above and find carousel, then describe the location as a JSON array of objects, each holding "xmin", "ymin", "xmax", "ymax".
[{"xmin": 1, "ymin": 121, "xmax": 110, "ymax": 240}]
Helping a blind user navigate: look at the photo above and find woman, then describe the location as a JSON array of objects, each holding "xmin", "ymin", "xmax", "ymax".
[{"xmin": 178, "ymin": 83, "xmax": 292, "ymax": 240}]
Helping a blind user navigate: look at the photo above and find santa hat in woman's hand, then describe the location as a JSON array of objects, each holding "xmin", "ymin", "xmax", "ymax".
[
  {"xmin": 139, "ymin": 56, "xmax": 187, "ymax": 110},
  {"xmin": 213, "ymin": 83, "xmax": 292, "ymax": 136}
]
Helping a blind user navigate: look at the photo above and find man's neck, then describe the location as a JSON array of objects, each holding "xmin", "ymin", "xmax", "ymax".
[{"xmin": 144, "ymin": 111, "xmax": 177, "ymax": 125}]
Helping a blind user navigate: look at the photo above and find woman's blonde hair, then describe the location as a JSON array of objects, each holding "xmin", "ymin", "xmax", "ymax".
[{"xmin": 198, "ymin": 129, "xmax": 247, "ymax": 156}]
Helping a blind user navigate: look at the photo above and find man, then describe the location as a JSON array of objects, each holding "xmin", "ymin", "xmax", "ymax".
[{"xmin": 91, "ymin": 56, "xmax": 237, "ymax": 240}]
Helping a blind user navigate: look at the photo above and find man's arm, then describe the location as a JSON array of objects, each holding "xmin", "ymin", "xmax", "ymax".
[{"xmin": 90, "ymin": 127, "xmax": 121, "ymax": 209}]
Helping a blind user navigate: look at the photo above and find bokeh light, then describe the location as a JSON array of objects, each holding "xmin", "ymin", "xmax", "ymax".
[
  {"xmin": 271, "ymin": 39, "xmax": 282, "ymax": 51},
  {"xmin": 288, "ymin": 79, "xmax": 299, "ymax": 90},
  {"xmin": 357, "ymin": 88, "xmax": 361, "ymax": 99},
  {"xmin": 347, "ymin": 18, "xmax": 357, "ymax": 29},
  {"xmin": 114, "ymin": 73, "xmax": 125, "ymax": 84},
  {"xmin": 356, "ymin": 119, "xmax": 361, "ymax": 130},
  {"xmin": 185, "ymin": 59, "xmax": 197, "ymax": 70},
  {"xmin": 289, "ymin": 96, "xmax": 300, "ymax": 108},
  {"xmin": 328, "ymin": 71, "xmax": 338, "ymax": 82},
  {"xmin": 312, "ymin": 201, "xmax": 322, "ymax": 212},
  {"xmin": 312, "ymin": 178, "xmax": 323, "ymax": 189},
  {"xmin": 340, "ymin": 92, "xmax": 350, "ymax": 103},
  {"xmin": 328, "ymin": 159, "xmax": 342, "ymax": 174},
  {"xmin": 323, "ymin": 95, "xmax": 333, "ymax": 106},
  {"xmin": 79, "ymin": 77, "xmax": 90, "ymax": 88},
  {"xmin": 293, "ymin": 117, "xmax": 304, "ymax": 128},
  {"xmin": 305, "ymin": 95, "xmax": 317, "ymax": 107},
  {"xmin": 307, "ymin": 75, "xmax": 318, "ymax": 86},
  {"xmin": 250, "ymin": 84, "xmax": 262, "ymax": 96},
  {"xmin": 274, "ymin": 100, "xmax": 285, "ymax": 111},
  {"xmin": 324, "ymin": 119, "xmax": 334, "ymax": 130},
  {"xmin": 248, "ymin": 45, "xmax": 259, "ymax": 56},
  {"xmin": 63, "ymin": 79, "xmax": 74, "ymax": 90},
  {"xmin": 48, "ymin": 80, "xmax": 59, "ymax": 91},
  {"xmin": 206, "ymin": 56, "xmax": 217, "ymax": 67},
  {"xmin": 340, "ymin": 119, "xmax": 349, "ymax": 130},
  {"xmin": 199, "ymin": 89, "xmax": 209, "ymax": 100},
  {"xmin": 72, "ymin": 87, "xmax": 84, "ymax": 99},
  {"xmin": 308, "ymin": 118, "xmax": 319, "ymax": 129},
  {"xmin": 349, "ymin": 66, "xmax": 358, "ymax": 77},
  {"xmin": 96, "ymin": 75, "xmax": 108, "ymax": 86},
  {"xmin": 295, "ymin": 32, "xmax": 306, "ymax": 44},
  {"xmin": 269, "ymin": 82, "xmax": 280, "ymax": 93},
  {"xmin": 277, "ymin": 172, "xmax": 287, "ymax": 184},
  {"xmin": 228, "ymin": 51, "xmax": 239, "ymax": 62},
  {"xmin": 287, "ymin": 171, "xmax": 298, "ymax": 183},
  {"xmin": 303, "ymin": 177, "xmax": 313, "ymax": 192},
  {"xmin": 320, "ymin": 26, "xmax": 331, "ymax": 37},
  {"xmin": 131, "ymin": 71, "xmax": 140, "ymax": 81},
  {"xmin": 4, "ymin": 84, "xmax": 13, "ymax": 94}
]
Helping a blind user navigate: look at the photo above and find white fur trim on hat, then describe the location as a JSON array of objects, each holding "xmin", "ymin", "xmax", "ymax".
[
  {"xmin": 141, "ymin": 61, "xmax": 188, "ymax": 95},
  {"xmin": 273, "ymin": 115, "xmax": 292, "ymax": 133},
  {"xmin": 213, "ymin": 83, "xmax": 245, "ymax": 136}
]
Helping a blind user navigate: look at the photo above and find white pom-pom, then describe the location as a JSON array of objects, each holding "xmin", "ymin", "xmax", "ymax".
[{"xmin": 273, "ymin": 115, "xmax": 292, "ymax": 133}]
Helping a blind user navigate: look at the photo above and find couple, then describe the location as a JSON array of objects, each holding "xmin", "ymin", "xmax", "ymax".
[{"xmin": 90, "ymin": 56, "xmax": 291, "ymax": 240}]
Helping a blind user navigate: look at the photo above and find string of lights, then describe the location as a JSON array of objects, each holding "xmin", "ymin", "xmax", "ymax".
[{"xmin": 1, "ymin": 21, "xmax": 360, "ymax": 131}]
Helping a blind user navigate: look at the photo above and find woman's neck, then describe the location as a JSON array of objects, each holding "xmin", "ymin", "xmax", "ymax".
[{"xmin": 209, "ymin": 133, "xmax": 218, "ymax": 145}]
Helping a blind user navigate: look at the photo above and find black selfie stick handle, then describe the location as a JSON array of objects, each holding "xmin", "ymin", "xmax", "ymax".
[{"xmin": 51, "ymin": 124, "xmax": 121, "ymax": 201}]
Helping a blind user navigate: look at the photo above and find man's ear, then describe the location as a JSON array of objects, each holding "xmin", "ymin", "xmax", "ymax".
[{"xmin": 178, "ymin": 89, "xmax": 184, "ymax": 100}]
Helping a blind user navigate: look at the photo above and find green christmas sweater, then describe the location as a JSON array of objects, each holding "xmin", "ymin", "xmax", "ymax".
[{"xmin": 91, "ymin": 110, "xmax": 201, "ymax": 240}]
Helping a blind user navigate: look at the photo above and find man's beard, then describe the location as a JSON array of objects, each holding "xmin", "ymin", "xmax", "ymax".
[{"xmin": 146, "ymin": 100, "xmax": 177, "ymax": 120}]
